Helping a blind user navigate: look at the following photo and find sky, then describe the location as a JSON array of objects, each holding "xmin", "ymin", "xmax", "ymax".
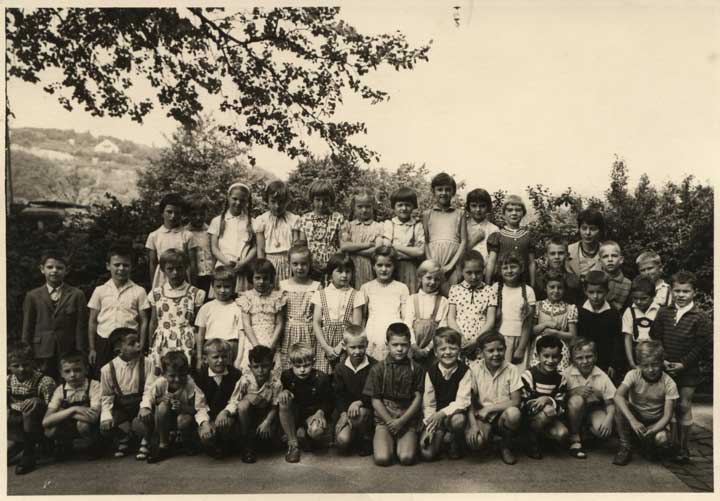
[{"xmin": 6, "ymin": 0, "xmax": 720, "ymax": 198}]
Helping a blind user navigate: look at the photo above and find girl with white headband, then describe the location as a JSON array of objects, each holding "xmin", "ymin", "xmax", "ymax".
[{"xmin": 208, "ymin": 182, "xmax": 256, "ymax": 292}]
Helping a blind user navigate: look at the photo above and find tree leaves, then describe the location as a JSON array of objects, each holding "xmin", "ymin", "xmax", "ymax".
[{"xmin": 7, "ymin": 7, "xmax": 432, "ymax": 165}]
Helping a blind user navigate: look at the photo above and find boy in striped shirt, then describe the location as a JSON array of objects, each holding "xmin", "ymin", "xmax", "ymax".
[{"xmin": 521, "ymin": 335, "xmax": 568, "ymax": 459}]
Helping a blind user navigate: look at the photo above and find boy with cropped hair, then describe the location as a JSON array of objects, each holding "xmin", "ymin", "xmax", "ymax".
[
  {"xmin": 193, "ymin": 338, "xmax": 241, "ymax": 459},
  {"xmin": 333, "ymin": 325, "xmax": 377, "ymax": 456},
  {"xmin": 534, "ymin": 235, "xmax": 582, "ymax": 305},
  {"xmin": 650, "ymin": 270, "xmax": 711, "ymax": 463},
  {"xmin": 100, "ymin": 328, "xmax": 156, "ymax": 460},
  {"xmin": 563, "ymin": 338, "xmax": 616, "ymax": 459},
  {"xmin": 88, "ymin": 244, "xmax": 149, "ymax": 375},
  {"xmin": 363, "ymin": 322, "xmax": 424, "ymax": 467},
  {"xmin": 635, "ymin": 250, "xmax": 672, "ymax": 308},
  {"xmin": 279, "ymin": 343, "xmax": 334, "ymax": 463},
  {"xmin": 613, "ymin": 340, "xmax": 678, "ymax": 465},
  {"xmin": 598, "ymin": 240, "xmax": 632, "ymax": 312},
  {"xmin": 465, "ymin": 331, "xmax": 523, "ymax": 465},
  {"xmin": 225, "ymin": 345, "xmax": 283, "ymax": 463},
  {"xmin": 43, "ymin": 351, "xmax": 102, "ymax": 461},
  {"xmin": 521, "ymin": 335, "xmax": 569, "ymax": 459},
  {"xmin": 7, "ymin": 342, "xmax": 57, "ymax": 475},
  {"xmin": 139, "ymin": 351, "xmax": 211, "ymax": 463},
  {"xmin": 23, "ymin": 250, "xmax": 88, "ymax": 381},
  {"xmin": 420, "ymin": 327, "xmax": 471, "ymax": 461},
  {"xmin": 622, "ymin": 275, "xmax": 660, "ymax": 370}
]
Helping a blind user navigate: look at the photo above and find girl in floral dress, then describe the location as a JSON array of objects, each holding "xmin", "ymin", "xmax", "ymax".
[
  {"xmin": 235, "ymin": 259, "xmax": 286, "ymax": 372},
  {"xmin": 147, "ymin": 249, "xmax": 206, "ymax": 370},
  {"xmin": 311, "ymin": 253, "xmax": 364, "ymax": 374},
  {"xmin": 423, "ymin": 172, "xmax": 467, "ymax": 296},
  {"xmin": 340, "ymin": 188, "xmax": 383, "ymax": 290},
  {"xmin": 360, "ymin": 246, "xmax": 410, "ymax": 362},
  {"xmin": 529, "ymin": 270, "xmax": 577, "ymax": 372},
  {"xmin": 298, "ymin": 180, "xmax": 345, "ymax": 285},
  {"xmin": 279, "ymin": 245, "xmax": 322, "ymax": 370}
]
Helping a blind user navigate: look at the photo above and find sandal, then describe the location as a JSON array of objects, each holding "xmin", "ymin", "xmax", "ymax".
[
  {"xmin": 136, "ymin": 444, "xmax": 150, "ymax": 461},
  {"xmin": 114, "ymin": 442, "xmax": 129, "ymax": 458},
  {"xmin": 569, "ymin": 442, "xmax": 587, "ymax": 459}
]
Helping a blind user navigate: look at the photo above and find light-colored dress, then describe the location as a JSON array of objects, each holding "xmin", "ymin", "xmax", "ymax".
[
  {"xmin": 382, "ymin": 217, "xmax": 425, "ymax": 294},
  {"xmin": 467, "ymin": 218, "xmax": 499, "ymax": 263},
  {"xmin": 185, "ymin": 223, "xmax": 215, "ymax": 277},
  {"xmin": 253, "ymin": 211, "xmax": 300, "ymax": 288},
  {"xmin": 279, "ymin": 279, "xmax": 321, "ymax": 370},
  {"xmin": 208, "ymin": 212, "xmax": 254, "ymax": 291},
  {"xmin": 530, "ymin": 300, "xmax": 578, "ymax": 372},
  {"xmin": 310, "ymin": 285, "xmax": 365, "ymax": 374},
  {"xmin": 342, "ymin": 219, "xmax": 383, "ymax": 290},
  {"xmin": 145, "ymin": 225, "xmax": 194, "ymax": 290},
  {"xmin": 361, "ymin": 280, "xmax": 410, "ymax": 361},
  {"xmin": 299, "ymin": 211, "xmax": 345, "ymax": 280},
  {"xmin": 235, "ymin": 289, "xmax": 287, "ymax": 372},
  {"xmin": 147, "ymin": 282, "xmax": 206, "ymax": 368},
  {"xmin": 423, "ymin": 208, "xmax": 464, "ymax": 295}
]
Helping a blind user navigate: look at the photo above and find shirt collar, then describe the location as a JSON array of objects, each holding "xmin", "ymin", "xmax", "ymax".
[
  {"xmin": 209, "ymin": 367, "xmax": 229, "ymax": 378},
  {"xmin": 608, "ymin": 272, "xmax": 625, "ymax": 283},
  {"xmin": 64, "ymin": 380, "xmax": 89, "ymax": 392},
  {"xmin": 582, "ymin": 300, "xmax": 611, "ymax": 313},
  {"xmin": 224, "ymin": 212, "xmax": 245, "ymax": 221},
  {"xmin": 344, "ymin": 356, "xmax": 370, "ymax": 373},
  {"xmin": 418, "ymin": 288, "xmax": 438, "ymax": 297},
  {"xmin": 438, "ymin": 364, "xmax": 458, "ymax": 379},
  {"xmin": 632, "ymin": 303, "xmax": 660, "ymax": 316},
  {"xmin": 568, "ymin": 365, "xmax": 601, "ymax": 379},
  {"xmin": 478, "ymin": 359, "xmax": 508, "ymax": 378},
  {"xmin": 352, "ymin": 219, "xmax": 375, "ymax": 226},
  {"xmin": 160, "ymin": 225, "xmax": 183, "ymax": 233},
  {"xmin": 391, "ymin": 216, "xmax": 415, "ymax": 226},
  {"xmin": 433, "ymin": 206, "xmax": 455, "ymax": 213},
  {"xmin": 163, "ymin": 281, "xmax": 189, "ymax": 294},
  {"xmin": 106, "ymin": 278, "xmax": 134, "ymax": 292},
  {"xmin": 460, "ymin": 280, "xmax": 485, "ymax": 290},
  {"xmin": 675, "ymin": 302, "xmax": 695, "ymax": 319},
  {"xmin": 46, "ymin": 283, "xmax": 63, "ymax": 294},
  {"xmin": 116, "ymin": 356, "xmax": 139, "ymax": 369}
]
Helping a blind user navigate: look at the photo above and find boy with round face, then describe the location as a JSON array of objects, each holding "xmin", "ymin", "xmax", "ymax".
[
  {"xmin": 635, "ymin": 250, "xmax": 672, "ymax": 307},
  {"xmin": 333, "ymin": 326, "xmax": 378, "ymax": 457},
  {"xmin": 465, "ymin": 332, "xmax": 522, "ymax": 465},
  {"xmin": 42, "ymin": 352, "xmax": 102, "ymax": 461},
  {"xmin": 577, "ymin": 270, "xmax": 621, "ymax": 378},
  {"xmin": 363, "ymin": 322, "xmax": 424, "ymax": 467},
  {"xmin": 419, "ymin": 328, "xmax": 471, "ymax": 461},
  {"xmin": 613, "ymin": 341, "xmax": 678, "ymax": 466},
  {"xmin": 520, "ymin": 336, "xmax": 569, "ymax": 459},
  {"xmin": 599, "ymin": 241, "xmax": 632, "ymax": 312},
  {"xmin": 621, "ymin": 276, "xmax": 660, "ymax": 370},
  {"xmin": 563, "ymin": 338, "xmax": 616, "ymax": 459}
]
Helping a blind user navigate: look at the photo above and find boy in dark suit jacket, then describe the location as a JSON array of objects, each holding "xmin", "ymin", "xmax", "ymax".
[
  {"xmin": 22, "ymin": 251, "xmax": 87, "ymax": 381},
  {"xmin": 192, "ymin": 339, "xmax": 241, "ymax": 458}
]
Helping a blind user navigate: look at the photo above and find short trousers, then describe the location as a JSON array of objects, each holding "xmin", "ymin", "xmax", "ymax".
[{"xmin": 374, "ymin": 399, "xmax": 421, "ymax": 434}]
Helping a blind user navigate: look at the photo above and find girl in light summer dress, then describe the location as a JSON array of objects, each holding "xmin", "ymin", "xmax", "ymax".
[
  {"xmin": 340, "ymin": 188, "xmax": 383, "ymax": 290},
  {"xmin": 423, "ymin": 172, "xmax": 467, "ymax": 297}
]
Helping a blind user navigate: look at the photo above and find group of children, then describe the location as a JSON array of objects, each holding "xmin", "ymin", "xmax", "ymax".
[{"xmin": 11, "ymin": 173, "xmax": 711, "ymax": 476}]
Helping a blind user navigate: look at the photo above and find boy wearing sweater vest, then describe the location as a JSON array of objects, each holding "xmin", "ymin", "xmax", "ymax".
[
  {"xmin": 192, "ymin": 339, "xmax": 242, "ymax": 459},
  {"xmin": 420, "ymin": 327, "xmax": 471, "ymax": 461},
  {"xmin": 333, "ymin": 325, "xmax": 377, "ymax": 457}
]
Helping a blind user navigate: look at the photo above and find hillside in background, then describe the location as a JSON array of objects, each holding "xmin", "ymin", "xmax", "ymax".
[{"xmin": 9, "ymin": 128, "xmax": 160, "ymax": 204}]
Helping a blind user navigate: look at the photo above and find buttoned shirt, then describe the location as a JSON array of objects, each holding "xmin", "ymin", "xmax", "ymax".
[
  {"xmin": 100, "ymin": 356, "xmax": 156, "ymax": 421},
  {"xmin": 469, "ymin": 360, "xmax": 523, "ymax": 409},
  {"xmin": 422, "ymin": 364, "xmax": 472, "ymax": 421},
  {"xmin": 562, "ymin": 365, "xmax": 616, "ymax": 403},
  {"xmin": 225, "ymin": 371, "xmax": 283, "ymax": 414},
  {"xmin": 88, "ymin": 280, "xmax": 148, "ymax": 338},
  {"xmin": 47, "ymin": 380, "xmax": 102, "ymax": 413}
]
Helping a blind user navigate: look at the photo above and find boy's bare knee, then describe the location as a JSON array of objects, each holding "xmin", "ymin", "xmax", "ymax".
[
  {"xmin": 503, "ymin": 407, "xmax": 521, "ymax": 428},
  {"xmin": 449, "ymin": 413, "xmax": 466, "ymax": 432},
  {"xmin": 335, "ymin": 432, "xmax": 352, "ymax": 450},
  {"xmin": 374, "ymin": 453, "xmax": 392, "ymax": 466},
  {"xmin": 549, "ymin": 424, "xmax": 568, "ymax": 443},
  {"xmin": 177, "ymin": 414, "xmax": 194, "ymax": 430},
  {"xmin": 654, "ymin": 431, "xmax": 669, "ymax": 448},
  {"xmin": 157, "ymin": 401, "xmax": 170, "ymax": 416},
  {"xmin": 567, "ymin": 395, "xmax": 585, "ymax": 412},
  {"xmin": 77, "ymin": 421, "xmax": 92, "ymax": 436}
]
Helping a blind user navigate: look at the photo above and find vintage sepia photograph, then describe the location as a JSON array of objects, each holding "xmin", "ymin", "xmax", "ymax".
[{"xmin": 3, "ymin": 1, "xmax": 715, "ymax": 495}]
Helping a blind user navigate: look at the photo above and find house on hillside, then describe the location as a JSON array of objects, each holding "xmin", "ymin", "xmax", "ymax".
[{"xmin": 94, "ymin": 139, "xmax": 120, "ymax": 154}]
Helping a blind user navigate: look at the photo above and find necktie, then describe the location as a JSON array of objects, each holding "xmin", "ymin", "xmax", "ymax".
[{"xmin": 50, "ymin": 287, "xmax": 61, "ymax": 304}]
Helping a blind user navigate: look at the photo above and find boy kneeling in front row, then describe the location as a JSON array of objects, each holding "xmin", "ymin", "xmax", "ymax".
[
  {"xmin": 613, "ymin": 340, "xmax": 677, "ymax": 466},
  {"xmin": 465, "ymin": 332, "xmax": 523, "ymax": 465},
  {"xmin": 420, "ymin": 327, "xmax": 471, "ymax": 461},
  {"xmin": 43, "ymin": 351, "xmax": 102, "ymax": 461}
]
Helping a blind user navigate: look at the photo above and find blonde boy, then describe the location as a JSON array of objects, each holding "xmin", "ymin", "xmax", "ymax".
[
  {"xmin": 635, "ymin": 250, "xmax": 672, "ymax": 308},
  {"xmin": 598, "ymin": 241, "xmax": 631, "ymax": 312}
]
